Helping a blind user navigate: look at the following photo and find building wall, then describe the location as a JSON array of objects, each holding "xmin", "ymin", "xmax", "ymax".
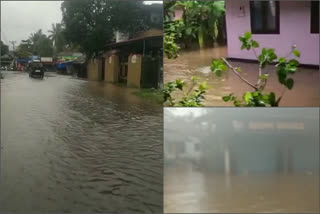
[
  {"xmin": 105, "ymin": 54, "xmax": 119, "ymax": 83},
  {"xmin": 174, "ymin": 8, "xmax": 184, "ymax": 20},
  {"xmin": 87, "ymin": 58, "xmax": 101, "ymax": 81},
  {"xmin": 127, "ymin": 54, "xmax": 142, "ymax": 88},
  {"xmin": 226, "ymin": 1, "xmax": 319, "ymax": 65}
]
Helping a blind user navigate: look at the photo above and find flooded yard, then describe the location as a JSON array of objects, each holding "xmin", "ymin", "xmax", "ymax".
[
  {"xmin": 164, "ymin": 108, "xmax": 319, "ymax": 213},
  {"xmin": 164, "ymin": 47, "xmax": 319, "ymax": 106},
  {"xmin": 0, "ymin": 71, "xmax": 163, "ymax": 213},
  {"xmin": 165, "ymin": 164, "xmax": 319, "ymax": 213}
]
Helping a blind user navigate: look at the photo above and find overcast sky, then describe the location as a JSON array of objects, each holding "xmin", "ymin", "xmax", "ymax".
[{"xmin": 1, "ymin": 1, "xmax": 162, "ymax": 49}]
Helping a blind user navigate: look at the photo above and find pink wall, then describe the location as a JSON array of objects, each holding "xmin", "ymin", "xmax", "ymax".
[
  {"xmin": 226, "ymin": 1, "xmax": 319, "ymax": 65},
  {"xmin": 174, "ymin": 9, "xmax": 184, "ymax": 21}
]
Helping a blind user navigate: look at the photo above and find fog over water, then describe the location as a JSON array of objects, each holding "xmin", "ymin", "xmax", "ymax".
[{"xmin": 164, "ymin": 108, "xmax": 319, "ymax": 213}]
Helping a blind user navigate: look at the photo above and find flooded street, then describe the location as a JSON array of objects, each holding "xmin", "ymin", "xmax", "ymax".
[
  {"xmin": 164, "ymin": 47, "xmax": 319, "ymax": 106},
  {"xmin": 164, "ymin": 108, "xmax": 319, "ymax": 213},
  {"xmin": 0, "ymin": 71, "xmax": 163, "ymax": 213},
  {"xmin": 165, "ymin": 165, "xmax": 319, "ymax": 213}
]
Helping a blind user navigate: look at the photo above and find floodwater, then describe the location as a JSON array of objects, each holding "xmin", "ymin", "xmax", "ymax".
[
  {"xmin": 164, "ymin": 47, "xmax": 319, "ymax": 106},
  {"xmin": 164, "ymin": 108, "xmax": 319, "ymax": 213},
  {"xmin": 0, "ymin": 71, "xmax": 163, "ymax": 213}
]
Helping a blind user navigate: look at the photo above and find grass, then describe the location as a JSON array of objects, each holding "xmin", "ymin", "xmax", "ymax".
[{"xmin": 132, "ymin": 88, "xmax": 163, "ymax": 104}]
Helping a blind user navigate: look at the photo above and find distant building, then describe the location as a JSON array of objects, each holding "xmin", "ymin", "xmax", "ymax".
[{"xmin": 86, "ymin": 3, "xmax": 163, "ymax": 89}]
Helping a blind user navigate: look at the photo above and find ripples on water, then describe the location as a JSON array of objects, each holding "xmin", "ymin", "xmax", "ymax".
[
  {"xmin": 0, "ymin": 72, "xmax": 163, "ymax": 213},
  {"xmin": 164, "ymin": 47, "xmax": 319, "ymax": 106}
]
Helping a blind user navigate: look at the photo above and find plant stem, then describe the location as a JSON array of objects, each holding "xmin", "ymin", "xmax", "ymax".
[
  {"xmin": 252, "ymin": 48, "xmax": 262, "ymax": 86},
  {"xmin": 221, "ymin": 57, "xmax": 258, "ymax": 90}
]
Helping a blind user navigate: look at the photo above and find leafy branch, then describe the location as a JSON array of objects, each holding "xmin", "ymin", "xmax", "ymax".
[
  {"xmin": 210, "ymin": 31, "xmax": 301, "ymax": 107},
  {"xmin": 164, "ymin": 77, "xmax": 210, "ymax": 107}
]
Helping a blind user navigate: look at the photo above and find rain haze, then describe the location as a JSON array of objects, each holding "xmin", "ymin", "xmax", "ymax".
[
  {"xmin": 164, "ymin": 108, "xmax": 319, "ymax": 213},
  {"xmin": 1, "ymin": 1, "xmax": 63, "ymax": 48}
]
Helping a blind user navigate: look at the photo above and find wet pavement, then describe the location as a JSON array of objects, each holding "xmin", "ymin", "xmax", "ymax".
[
  {"xmin": 164, "ymin": 47, "xmax": 319, "ymax": 106},
  {"xmin": 0, "ymin": 71, "xmax": 163, "ymax": 213}
]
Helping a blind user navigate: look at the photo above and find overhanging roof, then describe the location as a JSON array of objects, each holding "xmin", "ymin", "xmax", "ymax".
[{"xmin": 104, "ymin": 35, "xmax": 162, "ymax": 49}]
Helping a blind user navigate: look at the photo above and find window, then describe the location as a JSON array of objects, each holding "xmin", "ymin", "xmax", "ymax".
[
  {"xmin": 250, "ymin": 1, "xmax": 280, "ymax": 34},
  {"xmin": 311, "ymin": 1, "xmax": 319, "ymax": 34}
]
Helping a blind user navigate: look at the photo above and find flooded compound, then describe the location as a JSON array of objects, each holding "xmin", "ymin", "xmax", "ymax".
[
  {"xmin": 0, "ymin": 71, "xmax": 163, "ymax": 213},
  {"xmin": 164, "ymin": 47, "xmax": 319, "ymax": 106},
  {"xmin": 164, "ymin": 108, "xmax": 319, "ymax": 213}
]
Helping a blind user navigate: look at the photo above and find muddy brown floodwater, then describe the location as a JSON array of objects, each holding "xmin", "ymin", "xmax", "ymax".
[
  {"xmin": 0, "ymin": 71, "xmax": 163, "ymax": 213},
  {"xmin": 164, "ymin": 47, "xmax": 319, "ymax": 106},
  {"xmin": 164, "ymin": 108, "xmax": 319, "ymax": 213}
]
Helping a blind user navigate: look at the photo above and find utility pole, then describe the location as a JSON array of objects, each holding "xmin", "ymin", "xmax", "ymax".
[{"xmin": 9, "ymin": 41, "xmax": 17, "ymax": 51}]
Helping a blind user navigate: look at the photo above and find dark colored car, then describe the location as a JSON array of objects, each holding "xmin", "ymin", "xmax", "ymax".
[{"xmin": 29, "ymin": 62, "xmax": 44, "ymax": 79}]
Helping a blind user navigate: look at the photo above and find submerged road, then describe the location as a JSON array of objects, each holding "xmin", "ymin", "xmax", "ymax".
[{"xmin": 0, "ymin": 71, "xmax": 163, "ymax": 213}]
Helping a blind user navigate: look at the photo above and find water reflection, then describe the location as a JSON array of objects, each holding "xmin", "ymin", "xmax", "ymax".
[{"xmin": 164, "ymin": 108, "xmax": 319, "ymax": 213}]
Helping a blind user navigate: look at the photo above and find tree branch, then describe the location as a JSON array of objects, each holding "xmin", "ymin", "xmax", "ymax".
[
  {"xmin": 221, "ymin": 57, "xmax": 258, "ymax": 90},
  {"xmin": 252, "ymin": 48, "xmax": 262, "ymax": 86}
]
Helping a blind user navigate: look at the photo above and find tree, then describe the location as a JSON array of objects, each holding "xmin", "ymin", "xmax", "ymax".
[
  {"xmin": 1, "ymin": 41, "xmax": 9, "ymax": 56},
  {"xmin": 61, "ymin": 0, "xmax": 156, "ymax": 58},
  {"xmin": 48, "ymin": 23, "xmax": 66, "ymax": 53},
  {"xmin": 15, "ymin": 40, "xmax": 32, "ymax": 58},
  {"xmin": 28, "ymin": 30, "xmax": 53, "ymax": 57},
  {"xmin": 164, "ymin": 1, "xmax": 225, "ymax": 50}
]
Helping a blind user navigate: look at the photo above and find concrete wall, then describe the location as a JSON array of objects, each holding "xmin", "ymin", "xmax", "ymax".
[
  {"xmin": 105, "ymin": 54, "xmax": 119, "ymax": 83},
  {"xmin": 127, "ymin": 54, "xmax": 142, "ymax": 88},
  {"xmin": 226, "ymin": 1, "xmax": 319, "ymax": 65},
  {"xmin": 87, "ymin": 58, "xmax": 104, "ymax": 81}
]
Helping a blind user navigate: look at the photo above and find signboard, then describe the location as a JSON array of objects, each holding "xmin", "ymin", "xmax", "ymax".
[{"xmin": 41, "ymin": 57, "xmax": 53, "ymax": 62}]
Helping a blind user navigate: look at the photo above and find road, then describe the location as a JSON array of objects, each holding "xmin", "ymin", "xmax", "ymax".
[{"xmin": 0, "ymin": 71, "xmax": 163, "ymax": 213}]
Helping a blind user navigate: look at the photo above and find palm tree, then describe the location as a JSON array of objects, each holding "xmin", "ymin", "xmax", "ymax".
[{"xmin": 48, "ymin": 23, "xmax": 65, "ymax": 53}]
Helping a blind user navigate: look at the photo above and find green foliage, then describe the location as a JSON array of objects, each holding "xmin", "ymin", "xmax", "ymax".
[
  {"xmin": 164, "ymin": 77, "xmax": 209, "ymax": 107},
  {"xmin": 213, "ymin": 31, "xmax": 301, "ymax": 107},
  {"xmin": 48, "ymin": 23, "xmax": 66, "ymax": 54},
  {"xmin": 239, "ymin": 32, "xmax": 259, "ymax": 50},
  {"xmin": 14, "ymin": 28, "xmax": 57, "ymax": 58},
  {"xmin": 164, "ymin": 35, "xmax": 180, "ymax": 59},
  {"xmin": 164, "ymin": 19, "xmax": 184, "ymax": 59},
  {"xmin": 210, "ymin": 59, "xmax": 227, "ymax": 77},
  {"xmin": 258, "ymin": 48, "xmax": 278, "ymax": 68},
  {"xmin": 61, "ymin": 0, "xmax": 158, "ymax": 58},
  {"xmin": 276, "ymin": 57, "xmax": 299, "ymax": 90},
  {"xmin": 164, "ymin": 1, "xmax": 225, "ymax": 49},
  {"xmin": 223, "ymin": 91, "xmax": 278, "ymax": 107},
  {"xmin": 132, "ymin": 89, "xmax": 163, "ymax": 104},
  {"xmin": 0, "ymin": 41, "xmax": 9, "ymax": 56}
]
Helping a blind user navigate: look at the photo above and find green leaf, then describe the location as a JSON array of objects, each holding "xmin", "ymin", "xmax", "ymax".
[
  {"xmin": 199, "ymin": 81, "xmax": 209, "ymax": 91},
  {"xmin": 278, "ymin": 57, "xmax": 286, "ymax": 63},
  {"xmin": 222, "ymin": 95, "xmax": 231, "ymax": 102},
  {"xmin": 259, "ymin": 74, "xmax": 269, "ymax": 80},
  {"xmin": 251, "ymin": 40, "xmax": 259, "ymax": 48},
  {"xmin": 191, "ymin": 76, "xmax": 199, "ymax": 82},
  {"xmin": 293, "ymin": 49, "xmax": 300, "ymax": 58},
  {"xmin": 244, "ymin": 31, "xmax": 252, "ymax": 39},
  {"xmin": 269, "ymin": 92, "xmax": 276, "ymax": 106},
  {"xmin": 286, "ymin": 78, "xmax": 294, "ymax": 90},
  {"xmin": 288, "ymin": 59, "xmax": 299, "ymax": 67},
  {"xmin": 175, "ymin": 79, "xmax": 185, "ymax": 90},
  {"xmin": 243, "ymin": 92, "xmax": 253, "ymax": 104}
]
